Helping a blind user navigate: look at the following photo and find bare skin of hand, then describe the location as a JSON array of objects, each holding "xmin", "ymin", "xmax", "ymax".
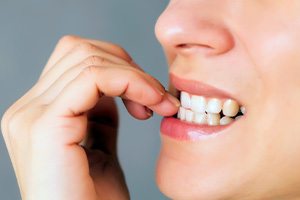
[{"xmin": 1, "ymin": 35, "xmax": 180, "ymax": 200}]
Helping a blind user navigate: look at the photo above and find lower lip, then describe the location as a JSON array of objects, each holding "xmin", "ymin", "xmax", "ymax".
[{"xmin": 160, "ymin": 117, "xmax": 232, "ymax": 141}]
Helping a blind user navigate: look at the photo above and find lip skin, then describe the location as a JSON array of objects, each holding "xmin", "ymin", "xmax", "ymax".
[{"xmin": 160, "ymin": 74, "xmax": 242, "ymax": 141}]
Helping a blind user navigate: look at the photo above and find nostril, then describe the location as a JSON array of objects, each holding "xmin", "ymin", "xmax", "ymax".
[
  {"xmin": 176, "ymin": 43, "xmax": 216, "ymax": 56},
  {"xmin": 176, "ymin": 43, "xmax": 213, "ymax": 49}
]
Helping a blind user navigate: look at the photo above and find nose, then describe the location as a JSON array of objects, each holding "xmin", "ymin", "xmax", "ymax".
[{"xmin": 155, "ymin": 2, "xmax": 235, "ymax": 57}]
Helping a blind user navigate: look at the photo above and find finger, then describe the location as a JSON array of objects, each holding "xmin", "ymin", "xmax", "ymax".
[
  {"xmin": 149, "ymin": 92, "xmax": 180, "ymax": 116},
  {"xmin": 45, "ymin": 65, "xmax": 178, "ymax": 143},
  {"xmin": 12, "ymin": 37, "xmax": 141, "ymax": 124},
  {"xmin": 39, "ymin": 43, "xmax": 131, "ymax": 88},
  {"xmin": 43, "ymin": 36, "xmax": 80, "ymax": 74},
  {"xmin": 122, "ymin": 99, "xmax": 153, "ymax": 120},
  {"xmin": 122, "ymin": 92, "xmax": 179, "ymax": 119},
  {"xmin": 3, "ymin": 38, "xmax": 133, "ymax": 124},
  {"xmin": 38, "ymin": 56, "xmax": 166, "ymax": 105},
  {"xmin": 41, "ymin": 66, "xmax": 162, "ymax": 144},
  {"xmin": 44, "ymin": 39, "xmax": 148, "ymax": 122},
  {"xmin": 11, "ymin": 48, "xmax": 132, "ymax": 126},
  {"xmin": 10, "ymin": 36, "xmax": 135, "ymax": 118},
  {"xmin": 42, "ymin": 35, "xmax": 132, "ymax": 78},
  {"xmin": 38, "ymin": 56, "xmax": 175, "ymax": 120},
  {"xmin": 86, "ymin": 38, "xmax": 132, "ymax": 62},
  {"xmin": 41, "ymin": 58, "xmax": 179, "ymax": 120}
]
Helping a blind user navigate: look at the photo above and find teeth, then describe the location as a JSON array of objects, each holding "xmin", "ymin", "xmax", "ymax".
[
  {"xmin": 193, "ymin": 113, "xmax": 207, "ymax": 124},
  {"xmin": 240, "ymin": 106, "xmax": 246, "ymax": 115},
  {"xmin": 178, "ymin": 107, "xmax": 186, "ymax": 121},
  {"xmin": 191, "ymin": 95, "xmax": 206, "ymax": 113},
  {"xmin": 220, "ymin": 116, "xmax": 234, "ymax": 125},
  {"xmin": 223, "ymin": 99, "xmax": 239, "ymax": 117},
  {"xmin": 207, "ymin": 113, "xmax": 220, "ymax": 126},
  {"xmin": 185, "ymin": 110, "xmax": 194, "ymax": 122},
  {"xmin": 180, "ymin": 91, "xmax": 191, "ymax": 109},
  {"xmin": 206, "ymin": 98, "xmax": 222, "ymax": 114},
  {"xmin": 178, "ymin": 91, "xmax": 244, "ymax": 126}
]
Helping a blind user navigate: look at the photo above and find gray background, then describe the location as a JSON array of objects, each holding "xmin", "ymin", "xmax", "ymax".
[{"xmin": 0, "ymin": 1, "xmax": 170, "ymax": 199}]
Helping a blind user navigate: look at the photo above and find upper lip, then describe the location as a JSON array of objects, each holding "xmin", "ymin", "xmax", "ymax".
[{"xmin": 170, "ymin": 73, "xmax": 243, "ymax": 104}]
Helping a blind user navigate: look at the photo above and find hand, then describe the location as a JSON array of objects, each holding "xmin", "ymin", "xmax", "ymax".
[{"xmin": 1, "ymin": 35, "xmax": 179, "ymax": 200}]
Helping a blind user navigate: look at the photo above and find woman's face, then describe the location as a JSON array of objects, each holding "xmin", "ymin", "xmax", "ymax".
[{"xmin": 155, "ymin": 1, "xmax": 300, "ymax": 199}]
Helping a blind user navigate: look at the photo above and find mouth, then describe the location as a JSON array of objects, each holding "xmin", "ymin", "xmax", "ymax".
[{"xmin": 160, "ymin": 74, "xmax": 246, "ymax": 141}]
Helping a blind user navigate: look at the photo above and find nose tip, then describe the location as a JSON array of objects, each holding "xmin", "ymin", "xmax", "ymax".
[{"xmin": 155, "ymin": 8, "xmax": 235, "ymax": 56}]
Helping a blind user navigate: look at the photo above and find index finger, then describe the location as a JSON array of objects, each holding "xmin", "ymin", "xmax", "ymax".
[{"xmin": 46, "ymin": 65, "xmax": 178, "ymax": 118}]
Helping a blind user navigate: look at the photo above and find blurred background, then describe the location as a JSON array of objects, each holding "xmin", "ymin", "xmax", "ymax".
[{"xmin": 0, "ymin": 1, "xmax": 170, "ymax": 199}]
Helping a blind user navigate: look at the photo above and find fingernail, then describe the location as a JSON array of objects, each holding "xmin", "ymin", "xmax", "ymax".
[
  {"xmin": 165, "ymin": 92, "xmax": 180, "ymax": 107},
  {"xmin": 156, "ymin": 87, "xmax": 166, "ymax": 96},
  {"xmin": 145, "ymin": 107, "xmax": 153, "ymax": 117}
]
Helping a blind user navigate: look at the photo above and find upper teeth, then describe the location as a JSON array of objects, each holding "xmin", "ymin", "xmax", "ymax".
[
  {"xmin": 206, "ymin": 98, "xmax": 222, "ymax": 114},
  {"xmin": 178, "ymin": 91, "xmax": 245, "ymax": 126},
  {"xmin": 223, "ymin": 99, "xmax": 240, "ymax": 117}
]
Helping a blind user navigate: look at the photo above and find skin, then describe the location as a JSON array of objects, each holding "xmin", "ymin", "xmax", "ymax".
[
  {"xmin": 1, "ymin": 36, "xmax": 180, "ymax": 200},
  {"xmin": 2, "ymin": 0, "xmax": 300, "ymax": 199},
  {"xmin": 155, "ymin": 0, "xmax": 300, "ymax": 199}
]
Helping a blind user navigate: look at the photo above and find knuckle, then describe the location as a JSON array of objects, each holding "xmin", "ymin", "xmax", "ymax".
[
  {"xmin": 136, "ymin": 89, "xmax": 148, "ymax": 101},
  {"xmin": 2, "ymin": 103, "xmax": 42, "ymax": 142},
  {"xmin": 1, "ymin": 103, "xmax": 18, "ymax": 137},
  {"xmin": 124, "ymin": 67, "xmax": 143, "ymax": 79},
  {"xmin": 112, "ymin": 44, "xmax": 126, "ymax": 53},
  {"xmin": 4, "ymin": 109, "xmax": 26, "ymax": 141},
  {"xmin": 75, "ymin": 42, "xmax": 98, "ymax": 55},
  {"xmin": 110, "ymin": 43, "xmax": 132, "ymax": 61},
  {"xmin": 126, "ymin": 70, "xmax": 139, "ymax": 81},
  {"xmin": 1, "ymin": 110, "xmax": 10, "ymax": 137},
  {"xmin": 81, "ymin": 65, "xmax": 99, "ymax": 80},
  {"xmin": 82, "ymin": 56, "xmax": 108, "ymax": 66},
  {"xmin": 57, "ymin": 35, "xmax": 81, "ymax": 49}
]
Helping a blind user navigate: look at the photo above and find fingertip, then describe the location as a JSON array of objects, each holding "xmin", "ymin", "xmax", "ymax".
[
  {"xmin": 165, "ymin": 92, "xmax": 181, "ymax": 107},
  {"xmin": 149, "ymin": 92, "xmax": 180, "ymax": 117}
]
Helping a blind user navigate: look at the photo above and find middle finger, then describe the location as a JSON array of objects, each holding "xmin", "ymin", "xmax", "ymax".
[{"xmin": 36, "ymin": 43, "xmax": 131, "ymax": 95}]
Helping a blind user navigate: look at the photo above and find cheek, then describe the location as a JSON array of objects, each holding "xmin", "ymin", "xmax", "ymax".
[
  {"xmin": 244, "ymin": 24, "xmax": 300, "ymax": 179},
  {"xmin": 249, "ymin": 29, "xmax": 300, "ymax": 125}
]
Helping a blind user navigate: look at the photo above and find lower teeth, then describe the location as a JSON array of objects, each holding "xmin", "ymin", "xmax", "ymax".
[{"xmin": 177, "ymin": 107, "xmax": 243, "ymax": 126}]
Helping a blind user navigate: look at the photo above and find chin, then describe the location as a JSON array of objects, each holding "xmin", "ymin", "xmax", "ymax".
[{"xmin": 155, "ymin": 140, "xmax": 244, "ymax": 200}]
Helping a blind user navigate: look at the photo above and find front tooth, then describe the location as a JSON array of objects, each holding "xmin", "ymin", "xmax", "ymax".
[
  {"xmin": 185, "ymin": 110, "xmax": 194, "ymax": 122},
  {"xmin": 223, "ymin": 99, "xmax": 239, "ymax": 117},
  {"xmin": 193, "ymin": 113, "xmax": 207, "ymax": 124},
  {"xmin": 206, "ymin": 98, "xmax": 222, "ymax": 114},
  {"xmin": 207, "ymin": 113, "xmax": 220, "ymax": 126},
  {"xmin": 191, "ymin": 95, "xmax": 207, "ymax": 113},
  {"xmin": 178, "ymin": 107, "xmax": 186, "ymax": 121},
  {"xmin": 180, "ymin": 91, "xmax": 191, "ymax": 109},
  {"xmin": 220, "ymin": 116, "xmax": 234, "ymax": 125}
]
